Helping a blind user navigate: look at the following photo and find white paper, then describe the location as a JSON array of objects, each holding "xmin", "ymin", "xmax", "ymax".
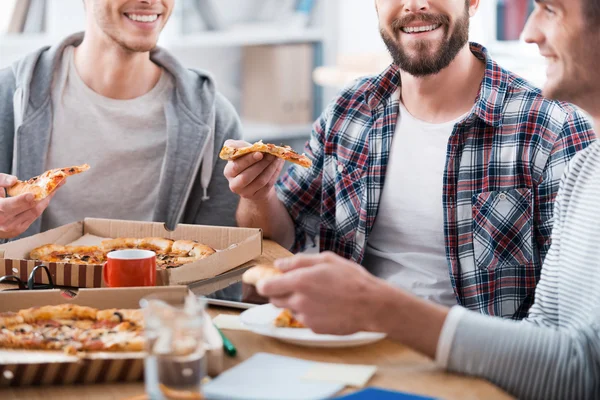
[
  {"xmin": 302, "ymin": 362, "xmax": 377, "ymax": 387},
  {"xmin": 203, "ymin": 353, "xmax": 343, "ymax": 400},
  {"xmin": 212, "ymin": 314, "xmax": 250, "ymax": 331}
]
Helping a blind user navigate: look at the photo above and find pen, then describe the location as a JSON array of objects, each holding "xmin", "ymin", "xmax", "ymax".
[{"xmin": 214, "ymin": 323, "xmax": 237, "ymax": 357}]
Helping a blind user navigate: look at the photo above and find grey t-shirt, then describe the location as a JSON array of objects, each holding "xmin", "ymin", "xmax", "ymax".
[{"xmin": 42, "ymin": 45, "xmax": 174, "ymax": 231}]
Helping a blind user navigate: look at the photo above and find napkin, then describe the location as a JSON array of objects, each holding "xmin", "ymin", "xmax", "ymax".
[
  {"xmin": 302, "ymin": 362, "xmax": 377, "ymax": 387},
  {"xmin": 203, "ymin": 353, "xmax": 344, "ymax": 400},
  {"xmin": 212, "ymin": 314, "xmax": 250, "ymax": 331}
]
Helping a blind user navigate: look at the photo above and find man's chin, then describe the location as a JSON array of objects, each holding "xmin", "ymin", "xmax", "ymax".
[{"xmin": 119, "ymin": 40, "xmax": 158, "ymax": 53}]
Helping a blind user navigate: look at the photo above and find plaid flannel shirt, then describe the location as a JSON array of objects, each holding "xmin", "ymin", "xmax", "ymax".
[{"xmin": 275, "ymin": 43, "xmax": 596, "ymax": 319}]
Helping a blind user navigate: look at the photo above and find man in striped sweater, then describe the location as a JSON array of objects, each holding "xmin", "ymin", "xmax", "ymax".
[{"xmin": 257, "ymin": 1, "xmax": 600, "ymax": 398}]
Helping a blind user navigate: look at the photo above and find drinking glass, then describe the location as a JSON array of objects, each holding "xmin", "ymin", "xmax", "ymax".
[{"xmin": 141, "ymin": 292, "xmax": 207, "ymax": 400}]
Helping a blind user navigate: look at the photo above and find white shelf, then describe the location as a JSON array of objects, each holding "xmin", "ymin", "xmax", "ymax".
[
  {"xmin": 0, "ymin": 26, "xmax": 324, "ymax": 51},
  {"xmin": 160, "ymin": 25, "xmax": 325, "ymax": 48},
  {"xmin": 242, "ymin": 121, "xmax": 313, "ymax": 143}
]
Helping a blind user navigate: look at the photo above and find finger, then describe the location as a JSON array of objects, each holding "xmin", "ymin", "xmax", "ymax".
[
  {"xmin": 251, "ymin": 158, "xmax": 284, "ymax": 199},
  {"xmin": 257, "ymin": 273, "xmax": 300, "ymax": 298},
  {"xmin": 224, "ymin": 139, "xmax": 251, "ymax": 149},
  {"xmin": 3, "ymin": 209, "xmax": 36, "ymax": 235},
  {"xmin": 230, "ymin": 156, "xmax": 276, "ymax": 194},
  {"xmin": 35, "ymin": 190, "xmax": 56, "ymax": 211},
  {"xmin": 257, "ymin": 266, "xmax": 316, "ymax": 298},
  {"xmin": 0, "ymin": 174, "xmax": 17, "ymax": 189},
  {"xmin": 269, "ymin": 295, "xmax": 293, "ymax": 310},
  {"xmin": 245, "ymin": 158, "xmax": 284, "ymax": 198},
  {"xmin": 0, "ymin": 193, "xmax": 36, "ymax": 215},
  {"xmin": 274, "ymin": 252, "xmax": 336, "ymax": 272},
  {"xmin": 224, "ymin": 152, "xmax": 264, "ymax": 179}
]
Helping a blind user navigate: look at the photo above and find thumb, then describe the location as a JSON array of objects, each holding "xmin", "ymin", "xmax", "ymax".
[
  {"xmin": 274, "ymin": 254, "xmax": 325, "ymax": 272},
  {"xmin": 0, "ymin": 174, "xmax": 17, "ymax": 188}
]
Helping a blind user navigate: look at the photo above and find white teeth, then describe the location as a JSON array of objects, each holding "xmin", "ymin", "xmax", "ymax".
[
  {"xmin": 126, "ymin": 14, "xmax": 158, "ymax": 23},
  {"xmin": 401, "ymin": 24, "xmax": 440, "ymax": 34}
]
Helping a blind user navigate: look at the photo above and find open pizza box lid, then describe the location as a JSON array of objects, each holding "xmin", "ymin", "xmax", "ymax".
[
  {"xmin": 0, "ymin": 286, "xmax": 224, "ymax": 387},
  {"xmin": 0, "ymin": 218, "xmax": 263, "ymax": 289}
]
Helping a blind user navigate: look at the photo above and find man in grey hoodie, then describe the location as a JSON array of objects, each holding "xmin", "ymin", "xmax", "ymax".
[{"xmin": 0, "ymin": 0, "xmax": 241, "ymax": 241}]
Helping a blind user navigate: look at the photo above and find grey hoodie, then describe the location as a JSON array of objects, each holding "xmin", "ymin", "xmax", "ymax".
[{"xmin": 0, "ymin": 33, "xmax": 241, "ymax": 240}]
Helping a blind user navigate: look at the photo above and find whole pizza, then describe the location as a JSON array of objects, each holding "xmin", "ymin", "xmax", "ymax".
[
  {"xmin": 0, "ymin": 304, "xmax": 144, "ymax": 354},
  {"xmin": 29, "ymin": 237, "xmax": 216, "ymax": 269}
]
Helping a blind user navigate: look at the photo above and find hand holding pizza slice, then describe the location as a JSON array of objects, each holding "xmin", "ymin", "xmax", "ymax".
[
  {"xmin": 6, "ymin": 164, "xmax": 90, "ymax": 201},
  {"xmin": 0, "ymin": 164, "xmax": 89, "ymax": 239}
]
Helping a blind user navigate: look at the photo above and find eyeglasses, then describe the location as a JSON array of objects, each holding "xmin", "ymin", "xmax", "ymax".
[{"xmin": 0, "ymin": 264, "xmax": 55, "ymax": 291}]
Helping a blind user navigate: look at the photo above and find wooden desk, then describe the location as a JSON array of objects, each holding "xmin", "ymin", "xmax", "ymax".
[{"xmin": 0, "ymin": 240, "xmax": 513, "ymax": 400}]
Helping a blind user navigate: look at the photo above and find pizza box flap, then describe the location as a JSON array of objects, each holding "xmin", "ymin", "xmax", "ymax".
[
  {"xmin": 83, "ymin": 218, "xmax": 262, "ymax": 250},
  {"xmin": 0, "ymin": 221, "xmax": 84, "ymax": 260},
  {"xmin": 162, "ymin": 233, "xmax": 262, "ymax": 285},
  {"xmin": 0, "ymin": 286, "xmax": 188, "ymax": 312}
]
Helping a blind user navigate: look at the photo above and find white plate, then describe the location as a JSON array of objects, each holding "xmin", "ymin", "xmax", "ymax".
[{"xmin": 239, "ymin": 304, "xmax": 386, "ymax": 348}]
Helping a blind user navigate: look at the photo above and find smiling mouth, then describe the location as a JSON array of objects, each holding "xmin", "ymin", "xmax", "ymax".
[
  {"xmin": 401, "ymin": 24, "xmax": 442, "ymax": 34},
  {"xmin": 124, "ymin": 13, "xmax": 160, "ymax": 23}
]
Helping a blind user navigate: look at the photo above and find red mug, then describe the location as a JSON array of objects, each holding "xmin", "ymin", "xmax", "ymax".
[{"xmin": 103, "ymin": 249, "xmax": 156, "ymax": 287}]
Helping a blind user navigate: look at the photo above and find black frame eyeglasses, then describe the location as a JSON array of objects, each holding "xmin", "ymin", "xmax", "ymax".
[{"xmin": 0, "ymin": 264, "xmax": 55, "ymax": 290}]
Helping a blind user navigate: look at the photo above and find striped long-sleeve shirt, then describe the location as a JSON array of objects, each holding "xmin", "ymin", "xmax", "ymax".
[{"xmin": 436, "ymin": 141, "xmax": 600, "ymax": 399}]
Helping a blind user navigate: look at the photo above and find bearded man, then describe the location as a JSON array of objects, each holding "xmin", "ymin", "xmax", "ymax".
[{"xmin": 224, "ymin": 0, "xmax": 595, "ymax": 318}]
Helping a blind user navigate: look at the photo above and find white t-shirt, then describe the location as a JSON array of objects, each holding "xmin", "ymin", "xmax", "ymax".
[
  {"xmin": 42, "ymin": 46, "xmax": 174, "ymax": 231},
  {"xmin": 363, "ymin": 100, "xmax": 467, "ymax": 307}
]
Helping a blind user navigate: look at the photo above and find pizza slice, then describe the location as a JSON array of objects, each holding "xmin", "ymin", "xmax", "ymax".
[
  {"xmin": 219, "ymin": 141, "xmax": 312, "ymax": 168},
  {"xmin": 7, "ymin": 164, "xmax": 90, "ymax": 201},
  {"xmin": 274, "ymin": 309, "xmax": 305, "ymax": 328},
  {"xmin": 29, "ymin": 244, "xmax": 106, "ymax": 265},
  {"xmin": 155, "ymin": 240, "xmax": 216, "ymax": 269}
]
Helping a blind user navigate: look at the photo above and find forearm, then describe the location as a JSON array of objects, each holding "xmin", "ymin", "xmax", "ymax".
[
  {"xmin": 369, "ymin": 285, "xmax": 449, "ymax": 359},
  {"xmin": 236, "ymin": 189, "xmax": 295, "ymax": 250},
  {"xmin": 447, "ymin": 311, "xmax": 600, "ymax": 400}
]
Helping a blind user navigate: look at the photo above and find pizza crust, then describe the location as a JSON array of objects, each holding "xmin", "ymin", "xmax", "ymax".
[
  {"xmin": 7, "ymin": 164, "xmax": 90, "ymax": 201},
  {"xmin": 219, "ymin": 140, "xmax": 312, "ymax": 168},
  {"xmin": 29, "ymin": 238, "xmax": 216, "ymax": 268}
]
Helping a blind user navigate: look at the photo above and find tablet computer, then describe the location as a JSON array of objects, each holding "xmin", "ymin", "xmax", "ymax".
[{"xmin": 188, "ymin": 266, "xmax": 261, "ymax": 310}]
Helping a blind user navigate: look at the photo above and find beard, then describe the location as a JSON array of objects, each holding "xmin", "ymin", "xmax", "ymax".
[{"xmin": 381, "ymin": 8, "xmax": 470, "ymax": 77}]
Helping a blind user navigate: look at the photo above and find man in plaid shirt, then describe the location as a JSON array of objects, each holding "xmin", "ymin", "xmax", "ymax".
[{"xmin": 224, "ymin": 0, "xmax": 595, "ymax": 318}]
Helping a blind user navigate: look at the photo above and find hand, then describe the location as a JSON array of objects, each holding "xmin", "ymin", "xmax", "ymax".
[
  {"xmin": 0, "ymin": 174, "xmax": 59, "ymax": 239},
  {"xmin": 257, "ymin": 252, "xmax": 391, "ymax": 335},
  {"xmin": 223, "ymin": 140, "xmax": 285, "ymax": 202}
]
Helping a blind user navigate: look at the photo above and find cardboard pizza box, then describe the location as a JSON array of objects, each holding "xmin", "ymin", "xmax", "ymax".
[
  {"xmin": 0, "ymin": 218, "xmax": 263, "ymax": 289},
  {"xmin": 0, "ymin": 286, "xmax": 224, "ymax": 387}
]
